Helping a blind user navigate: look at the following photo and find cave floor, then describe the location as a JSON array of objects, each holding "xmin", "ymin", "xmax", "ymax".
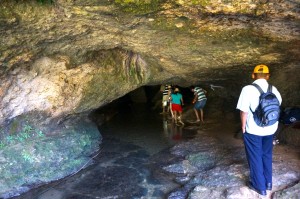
[{"xmin": 11, "ymin": 104, "xmax": 300, "ymax": 199}]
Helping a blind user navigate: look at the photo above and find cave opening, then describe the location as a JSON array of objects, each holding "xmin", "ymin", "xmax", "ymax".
[
  {"xmin": 88, "ymin": 85, "xmax": 200, "ymax": 155},
  {"xmin": 89, "ymin": 85, "xmax": 197, "ymax": 126}
]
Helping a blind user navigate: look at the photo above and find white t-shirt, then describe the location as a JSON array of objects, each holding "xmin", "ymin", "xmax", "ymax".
[{"xmin": 236, "ymin": 79, "xmax": 282, "ymax": 136}]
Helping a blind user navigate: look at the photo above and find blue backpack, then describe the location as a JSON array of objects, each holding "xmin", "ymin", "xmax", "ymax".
[{"xmin": 251, "ymin": 83, "xmax": 280, "ymax": 127}]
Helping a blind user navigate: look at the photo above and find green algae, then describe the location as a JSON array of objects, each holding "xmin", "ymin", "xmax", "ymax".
[
  {"xmin": 0, "ymin": 112, "xmax": 100, "ymax": 196},
  {"xmin": 0, "ymin": 121, "xmax": 100, "ymax": 197},
  {"xmin": 0, "ymin": 0, "xmax": 56, "ymax": 23},
  {"xmin": 114, "ymin": 0, "xmax": 162, "ymax": 15},
  {"xmin": 0, "ymin": 123, "xmax": 44, "ymax": 150},
  {"xmin": 36, "ymin": 0, "xmax": 55, "ymax": 4}
]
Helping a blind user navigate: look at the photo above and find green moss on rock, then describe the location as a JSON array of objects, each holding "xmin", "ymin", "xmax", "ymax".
[
  {"xmin": 0, "ymin": 119, "xmax": 101, "ymax": 198},
  {"xmin": 114, "ymin": 0, "xmax": 162, "ymax": 14},
  {"xmin": 0, "ymin": 0, "xmax": 56, "ymax": 23}
]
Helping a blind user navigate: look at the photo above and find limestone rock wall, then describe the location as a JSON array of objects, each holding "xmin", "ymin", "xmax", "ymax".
[{"xmin": 0, "ymin": 49, "xmax": 150, "ymax": 125}]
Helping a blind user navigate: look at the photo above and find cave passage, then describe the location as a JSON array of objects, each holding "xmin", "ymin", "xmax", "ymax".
[
  {"xmin": 99, "ymin": 87, "xmax": 196, "ymax": 154},
  {"xmin": 99, "ymin": 102, "xmax": 198, "ymax": 155},
  {"xmin": 11, "ymin": 86, "xmax": 199, "ymax": 199},
  {"xmin": 92, "ymin": 85, "xmax": 198, "ymax": 155}
]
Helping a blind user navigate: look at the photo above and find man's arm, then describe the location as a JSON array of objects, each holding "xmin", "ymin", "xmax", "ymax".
[
  {"xmin": 192, "ymin": 94, "xmax": 197, "ymax": 104},
  {"xmin": 240, "ymin": 111, "xmax": 248, "ymax": 133}
]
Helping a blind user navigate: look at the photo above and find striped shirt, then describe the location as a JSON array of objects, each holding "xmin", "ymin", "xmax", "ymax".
[
  {"xmin": 162, "ymin": 85, "xmax": 169, "ymax": 96},
  {"xmin": 194, "ymin": 87, "xmax": 207, "ymax": 101}
]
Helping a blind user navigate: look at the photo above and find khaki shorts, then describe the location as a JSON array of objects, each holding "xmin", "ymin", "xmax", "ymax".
[{"xmin": 162, "ymin": 95, "xmax": 169, "ymax": 106}]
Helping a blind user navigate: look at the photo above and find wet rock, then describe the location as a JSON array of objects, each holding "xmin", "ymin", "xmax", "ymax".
[
  {"xmin": 188, "ymin": 186, "xmax": 223, "ymax": 199},
  {"xmin": 163, "ymin": 160, "xmax": 198, "ymax": 175},
  {"xmin": 72, "ymin": 166, "xmax": 147, "ymax": 198},
  {"xmin": 168, "ymin": 188, "xmax": 189, "ymax": 199},
  {"xmin": 36, "ymin": 188, "xmax": 65, "ymax": 199},
  {"xmin": 165, "ymin": 129, "xmax": 300, "ymax": 199},
  {"xmin": 273, "ymin": 182, "xmax": 300, "ymax": 199}
]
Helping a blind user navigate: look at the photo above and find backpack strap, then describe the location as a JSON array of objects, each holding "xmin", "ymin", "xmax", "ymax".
[
  {"xmin": 251, "ymin": 83, "xmax": 264, "ymax": 94},
  {"xmin": 250, "ymin": 83, "xmax": 263, "ymax": 113},
  {"xmin": 267, "ymin": 84, "xmax": 273, "ymax": 93}
]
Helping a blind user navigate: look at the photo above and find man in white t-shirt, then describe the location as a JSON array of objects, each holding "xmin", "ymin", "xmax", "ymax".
[{"xmin": 236, "ymin": 64, "xmax": 282, "ymax": 196}]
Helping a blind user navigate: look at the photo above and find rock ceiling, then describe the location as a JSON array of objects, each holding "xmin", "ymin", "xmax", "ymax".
[{"xmin": 0, "ymin": 0, "xmax": 299, "ymax": 126}]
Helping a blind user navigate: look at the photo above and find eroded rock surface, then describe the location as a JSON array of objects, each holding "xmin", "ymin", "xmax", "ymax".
[{"xmin": 0, "ymin": 0, "xmax": 299, "ymax": 125}]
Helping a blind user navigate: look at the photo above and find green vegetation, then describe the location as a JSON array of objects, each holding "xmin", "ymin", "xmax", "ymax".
[
  {"xmin": 0, "ymin": 0, "xmax": 57, "ymax": 22},
  {"xmin": 174, "ymin": 0, "xmax": 211, "ymax": 6},
  {"xmin": 0, "ymin": 121, "xmax": 100, "ymax": 195},
  {"xmin": 0, "ymin": 0, "xmax": 56, "ymax": 4},
  {"xmin": 114, "ymin": 0, "xmax": 162, "ymax": 14},
  {"xmin": 36, "ymin": 0, "xmax": 55, "ymax": 4},
  {"xmin": 12, "ymin": 0, "xmax": 55, "ymax": 4}
]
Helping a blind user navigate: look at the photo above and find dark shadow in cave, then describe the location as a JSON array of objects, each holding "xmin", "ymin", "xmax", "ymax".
[{"xmin": 89, "ymin": 85, "xmax": 198, "ymax": 155}]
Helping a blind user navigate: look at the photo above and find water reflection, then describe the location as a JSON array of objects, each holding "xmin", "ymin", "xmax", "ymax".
[
  {"xmin": 99, "ymin": 103, "xmax": 197, "ymax": 155},
  {"xmin": 163, "ymin": 118, "xmax": 184, "ymax": 143}
]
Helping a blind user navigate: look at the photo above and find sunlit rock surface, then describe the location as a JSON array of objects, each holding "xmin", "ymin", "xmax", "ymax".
[{"xmin": 0, "ymin": 0, "xmax": 299, "ymax": 125}]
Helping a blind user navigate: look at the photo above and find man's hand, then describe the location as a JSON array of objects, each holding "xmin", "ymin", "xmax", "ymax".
[
  {"xmin": 242, "ymin": 127, "xmax": 246, "ymax": 133},
  {"xmin": 240, "ymin": 111, "xmax": 248, "ymax": 134}
]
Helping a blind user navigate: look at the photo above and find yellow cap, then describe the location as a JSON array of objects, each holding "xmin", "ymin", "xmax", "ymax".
[{"xmin": 253, "ymin": 64, "xmax": 269, "ymax": 74}]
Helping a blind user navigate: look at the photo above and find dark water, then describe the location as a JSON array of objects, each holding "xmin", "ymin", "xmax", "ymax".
[
  {"xmin": 12, "ymin": 103, "xmax": 197, "ymax": 199},
  {"xmin": 99, "ymin": 103, "xmax": 196, "ymax": 155}
]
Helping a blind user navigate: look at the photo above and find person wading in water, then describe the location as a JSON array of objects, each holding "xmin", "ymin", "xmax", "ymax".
[
  {"xmin": 190, "ymin": 86, "xmax": 207, "ymax": 123},
  {"xmin": 170, "ymin": 87, "xmax": 184, "ymax": 125}
]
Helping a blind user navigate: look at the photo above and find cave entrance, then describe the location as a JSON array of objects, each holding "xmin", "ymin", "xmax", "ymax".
[{"xmin": 89, "ymin": 85, "xmax": 197, "ymax": 154}]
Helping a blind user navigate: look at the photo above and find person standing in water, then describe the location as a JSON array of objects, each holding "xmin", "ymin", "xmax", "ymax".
[
  {"xmin": 170, "ymin": 87, "xmax": 184, "ymax": 125},
  {"xmin": 167, "ymin": 85, "xmax": 174, "ymax": 118},
  {"xmin": 190, "ymin": 86, "xmax": 207, "ymax": 123},
  {"xmin": 160, "ymin": 84, "xmax": 170, "ymax": 114}
]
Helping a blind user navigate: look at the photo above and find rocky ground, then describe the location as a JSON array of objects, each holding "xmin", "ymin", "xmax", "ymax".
[
  {"xmin": 163, "ymin": 118, "xmax": 300, "ymax": 199},
  {"xmin": 10, "ymin": 105, "xmax": 300, "ymax": 199}
]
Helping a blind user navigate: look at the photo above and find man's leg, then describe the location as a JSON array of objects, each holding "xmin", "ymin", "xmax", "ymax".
[
  {"xmin": 262, "ymin": 134, "xmax": 273, "ymax": 188},
  {"xmin": 161, "ymin": 101, "xmax": 165, "ymax": 114},
  {"xmin": 199, "ymin": 99, "xmax": 206, "ymax": 122},
  {"xmin": 178, "ymin": 111, "xmax": 184, "ymax": 125},
  {"xmin": 169, "ymin": 103, "xmax": 174, "ymax": 118},
  {"xmin": 194, "ymin": 109, "xmax": 200, "ymax": 121},
  {"xmin": 200, "ymin": 109, "xmax": 204, "ymax": 122},
  {"xmin": 243, "ymin": 133, "xmax": 266, "ymax": 192},
  {"xmin": 173, "ymin": 110, "xmax": 178, "ymax": 123}
]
